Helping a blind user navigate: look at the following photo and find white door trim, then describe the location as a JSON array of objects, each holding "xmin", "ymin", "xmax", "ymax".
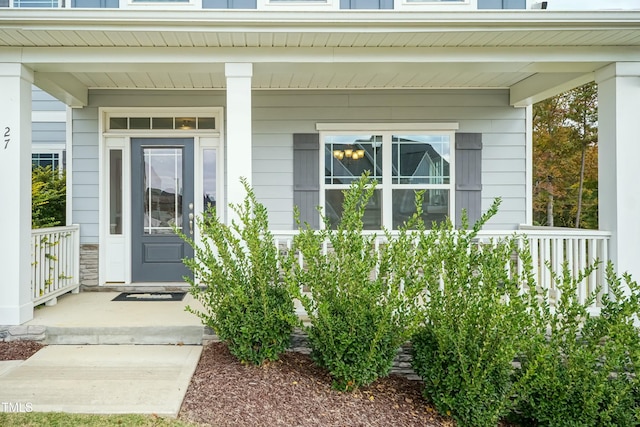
[{"xmin": 98, "ymin": 107, "xmax": 224, "ymax": 286}]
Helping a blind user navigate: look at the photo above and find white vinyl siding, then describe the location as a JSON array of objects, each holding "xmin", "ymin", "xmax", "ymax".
[
  {"xmin": 32, "ymin": 87, "xmax": 65, "ymax": 111},
  {"xmin": 252, "ymin": 134, "xmax": 294, "ymax": 229},
  {"xmin": 71, "ymin": 107, "xmax": 100, "ymax": 244},
  {"xmin": 32, "ymin": 122, "xmax": 65, "ymax": 145},
  {"xmin": 32, "ymin": 87, "xmax": 67, "ymax": 170}
]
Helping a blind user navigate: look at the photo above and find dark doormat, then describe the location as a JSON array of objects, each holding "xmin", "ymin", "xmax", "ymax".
[{"xmin": 112, "ymin": 292, "xmax": 186, "ymax": 302}]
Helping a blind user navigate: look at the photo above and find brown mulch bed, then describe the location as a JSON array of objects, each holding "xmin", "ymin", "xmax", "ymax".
[
  {"xmin": 0, "ymin": 341, "xmax": 44, "ymax": 361},
  {"xmin": 179, "ymin": 342, "xmax": 453, "ymax": 427}
]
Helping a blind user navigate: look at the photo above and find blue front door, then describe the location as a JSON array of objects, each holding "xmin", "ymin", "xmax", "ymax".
[{"xmin": 131, "ymin": 138, "xmax": 194, "ymax": 282}]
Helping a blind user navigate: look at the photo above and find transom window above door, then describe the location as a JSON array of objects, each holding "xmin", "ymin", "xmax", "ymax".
[
  {"xmin": 105, "ymin": 112, "xmax": 219, "ymax": 133},
  {"xmin": 318, "ymin": 123, "xmax": 458, "ymax": 230}
]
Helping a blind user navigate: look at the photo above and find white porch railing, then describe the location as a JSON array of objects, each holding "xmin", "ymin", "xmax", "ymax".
[
  {"xmin": 272, "ymin": 226, "xmax": 611, "ymax": 312},
  {"xmin": 31, "ymin": 225, "xmax": 80, "ymax": 306},
  {"xmin": 484, "ymin": 226, "xmax": 611, "ymax": 314}
]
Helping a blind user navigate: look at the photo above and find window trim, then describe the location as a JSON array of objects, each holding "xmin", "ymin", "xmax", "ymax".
[
  {"xmin": 119, "ymin": 0, "xmax": 202, "ymax": 10},
  {"xmin": 103, "ymin": 108, "xmax": 221, "ymax": 135},
  {"xmin": 395, "ymin": 0, "xmax": 476, "ymax": 11},
  {"xmin": 258, "ymin": 0, "xmax": 337, "ymax": 10},
  {"xmin": 32, "ymin": 151, "xmax": 62, "ymax": 170},
  {"xmin": 317, "ymin": 123, "xmax": 458, "ymax": 230},
  {"xmin": 11, "ymin": 0, "xmax": 60, "ymax": 7},
  {"xmin": 32, "ymin": 145, "xmax": 65, "ymax": 171}
]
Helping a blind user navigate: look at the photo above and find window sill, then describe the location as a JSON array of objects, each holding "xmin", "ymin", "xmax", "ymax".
[
  {"xmin": 395, "ymin": 0, "xmax": 476, "ymax": 11},
  {"xmin": 120, "ymin": 0, "xmax": 201, "ymax": 9},
  {"xmin": 257, "ymin": 0, "xmax": 338, "ymax": 10}
]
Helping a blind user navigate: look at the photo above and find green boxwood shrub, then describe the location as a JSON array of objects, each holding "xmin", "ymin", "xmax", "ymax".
[
  {"xmin": 285, "ymin": 174, "xmax": 426, "ymax": 391},
  {"xmin": 32, "ymin": 165, "xmax": 66, "ymax": 228},
  {"xmin": 181, "ymin": 178, "xmax": 298, "ymax": 365},
  {"xmin": 411, "ymin": 201, "xmax": 537, "ymax": 427},
  {"xmin": 178, "ymin": 172, "xmax": 640, "ymax": 427},
  {"xmin": 514, "ymin": 262, "xmax": 640, "ymax": 427}
]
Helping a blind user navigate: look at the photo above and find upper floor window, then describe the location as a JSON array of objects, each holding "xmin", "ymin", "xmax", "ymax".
[{"xmin": 10, "ymin": 0, "xmax": 59, "ymax": 6}]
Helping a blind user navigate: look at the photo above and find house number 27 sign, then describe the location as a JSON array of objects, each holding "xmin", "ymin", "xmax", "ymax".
[{"xmin": 3, "ymin": 127, "xmax": 9, "ymax": 149}]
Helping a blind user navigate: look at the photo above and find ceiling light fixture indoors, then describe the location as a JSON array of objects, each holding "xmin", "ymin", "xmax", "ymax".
[{"xmin": 333, "ymin": 147, "xmax": 365, "ymax": 160}]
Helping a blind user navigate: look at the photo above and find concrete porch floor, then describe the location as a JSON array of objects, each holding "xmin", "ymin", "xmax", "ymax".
[{"xmin": 24, "ymin": 291, "xmax": 207, "ymax": 345}]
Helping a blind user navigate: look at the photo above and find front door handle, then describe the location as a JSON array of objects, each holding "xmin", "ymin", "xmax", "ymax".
[{"xmin": 188, "ymin": 203, "xmax": 194, "ymax": 235}]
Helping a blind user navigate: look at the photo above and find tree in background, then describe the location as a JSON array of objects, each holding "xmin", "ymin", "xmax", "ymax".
[
  {"xmin": 32, "ymin": 165, "xmax": 66, "ymax": 228},
  {"xmin": 533, "ymin": 82, "xmax": 598, "ymax": 229}
]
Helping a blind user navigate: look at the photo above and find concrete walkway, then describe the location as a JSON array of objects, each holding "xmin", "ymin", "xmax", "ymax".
[
  {"xmin": 0, "ymin": 344, "xmax": 202, "ymax": 416},
  {"xmin": 0, "ymin": 291, "xmax": 206, "ymax": 416}
]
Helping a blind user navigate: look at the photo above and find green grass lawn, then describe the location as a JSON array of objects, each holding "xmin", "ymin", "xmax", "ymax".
[{"xmin": 0, "ymin": 412, "xmax": 202, "ymax": 427}]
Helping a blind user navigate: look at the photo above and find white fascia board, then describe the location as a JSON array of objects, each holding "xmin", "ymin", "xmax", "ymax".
[
  {"xmin": 510, "ymin": 71, "xmax": 594, "ymax": 106},
  {"xmin": 0, "ymin": 47, "xmax": 22, "ymax": 62},
  {"xmin": 595, "ymin": 62, "xmax": 640, "ymax": 83},
  {"xmin": 1, "ymin": 9, "xmax": 640, "ymax": 30},
  {"xmin": 20, "ymin": 46, "xmax": 638, "ymax": 70}
]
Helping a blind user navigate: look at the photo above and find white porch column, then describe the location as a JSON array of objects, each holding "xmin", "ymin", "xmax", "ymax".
[
  {"xmin": 0, "ymin": 64, "xmax": 34, "ymax": 325},
  {"xmin": 595, "ymin": 62, "xmax": 640, "ymax": 281},
  {"xmin": 225, "ymin": 63, "xmax": 253, "ymax": 224}
]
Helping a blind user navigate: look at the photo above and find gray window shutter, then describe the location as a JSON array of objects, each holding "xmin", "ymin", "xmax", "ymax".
[
  {"xmin": 293, "ymin": 134, "xmax": 320, "ymax": 229},
  {"xmin": 455, "ymin": 133, "xmax": 482, "ymax": 229}
]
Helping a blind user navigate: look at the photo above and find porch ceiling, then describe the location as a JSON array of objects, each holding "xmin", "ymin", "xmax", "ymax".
[
  {"xmin": 70, "ymin": 69, "xmax": 532, "ymax": 90},
  {"xmin": 1, "ymin": 9, "xmax": 639, "ymax": 105},
  {"xmin": 63, "ymin": 61, "xmax": 600, "ymax": 91},
  {"xmin": 25, "ymin": 56, "xmax": 607, "ymax": 98}
]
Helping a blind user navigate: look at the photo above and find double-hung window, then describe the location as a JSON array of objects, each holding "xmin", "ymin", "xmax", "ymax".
[{"xmin": 319, "ymin": 123, "xmax": 457, "ymax": 230}]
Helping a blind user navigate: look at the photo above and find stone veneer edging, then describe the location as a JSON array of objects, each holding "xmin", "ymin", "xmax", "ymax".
[
  {"xmin": 204, "ymin": 327, "xmax": 420, "ymax": 381},
  {"xmin": 0, "ymin": 325, "xmax": 46, "ymax": 342}
]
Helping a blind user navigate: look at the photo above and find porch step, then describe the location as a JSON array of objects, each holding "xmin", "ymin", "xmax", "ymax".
[
  {"xmin": 43, "ymin": 325, "xmax": 205, "ymax": 345},
  {"xmin": 24, "ymin": 292, "xmax": 207, "ymax": 345}
]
